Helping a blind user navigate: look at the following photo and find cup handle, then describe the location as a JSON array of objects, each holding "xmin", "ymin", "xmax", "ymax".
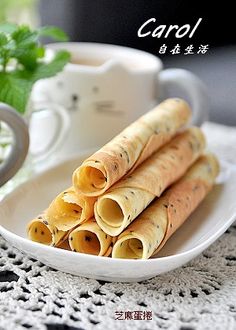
[
  {"xmin": 0, "ymin": 104, "xmax": 29, "ymax": 187},
  {"xmin": 159, "ymin": 68, "xmax": 209, "ymax": 126},
  {"xmin": 30, "ymin": 102, "xmax": 70, "ymax": 163}
]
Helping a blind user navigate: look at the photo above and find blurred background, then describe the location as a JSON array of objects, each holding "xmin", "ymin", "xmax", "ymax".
[{"xmin": 1, "ymin": 0, "xmax": 235, "ymax": 125}]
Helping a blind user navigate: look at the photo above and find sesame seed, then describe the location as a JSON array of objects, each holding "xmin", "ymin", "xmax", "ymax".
[{"xmin": 85, "ymin": 236, "xmax": 92, "ymax": 242}]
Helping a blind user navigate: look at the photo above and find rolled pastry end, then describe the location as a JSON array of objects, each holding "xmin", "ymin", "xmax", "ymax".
[
  {"xmin": 112, "ymin": 235, "xmax": 147, "ymax": 259},
  {"xmin": 96, "ymin": 197, "xmax": 124, "ymax": 227},
  {"xmin": 73, "ymin": 163, "xmax": 108, "ymax": 196},
  {"xmin": 27, "ymin": 220, "xmax": 52, "ymax": 245},
  {"xmin": 69, "ymin": 230, "xmax": 101, "ymax": 255},
  {"xmin": 95, "ymin": 197, "xmax": 126, "ymax": 236},
  {"xmin": 27, "ymin": 215, "xmax": 67, "ymax": 246},
  {"xmin": 69, "ymin": 219, "xmax": 113, "ymax": 256}
]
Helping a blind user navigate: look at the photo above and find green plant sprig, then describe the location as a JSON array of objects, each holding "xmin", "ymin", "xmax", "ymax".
[{"xmin": 0, "ymin": 23, "xmax": 70, "ymax": 113}]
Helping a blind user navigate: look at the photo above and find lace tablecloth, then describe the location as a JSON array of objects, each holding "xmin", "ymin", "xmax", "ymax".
[{"xmin": 0, "ymin": 122, "xmax": 236, "ymax": 330}]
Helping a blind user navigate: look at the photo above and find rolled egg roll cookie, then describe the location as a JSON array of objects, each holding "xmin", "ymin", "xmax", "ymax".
[
  {"xmin": 73, "ymin": 98, "xmax": 191, "ymax": 196},
  {"xmin": 45, "ymin": 187, "xmax": 96, "ymax": 231},
  {"xmin": 112, "ymin": 153, "xmax": 220, "ymax": 259},
  {"xmin": 27, "ymin": 213, "xmax": 67, "ymax": 246},
  {"xmin": 69, "ymin": 219, "xmax": 116, "ymax": 256},
  {"xmin": 95, "ymin": 127, "xmax": 206, "ymax": 236},
  {"xmin": 57, "ymin": 239, "xmax": 71, "ymax": 250}
]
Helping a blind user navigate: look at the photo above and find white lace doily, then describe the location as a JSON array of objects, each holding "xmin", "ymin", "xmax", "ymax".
[{"xmin": 0, "ymin": 121, "xmax": 236, "ymax": 330}]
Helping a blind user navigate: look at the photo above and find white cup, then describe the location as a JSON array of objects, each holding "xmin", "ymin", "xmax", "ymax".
[
  {"xmin": 0, "ymin": 100, "xmax": 70, "ymax": 190},
  {"xmin": 34, "ymin": 42, "xmax": 209, "ymax": 158}
]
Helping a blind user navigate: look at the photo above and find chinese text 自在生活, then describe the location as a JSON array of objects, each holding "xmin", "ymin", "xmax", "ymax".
[{"xmin": 158, "ymin": 44, "xmax": 209, "ymax": 55}]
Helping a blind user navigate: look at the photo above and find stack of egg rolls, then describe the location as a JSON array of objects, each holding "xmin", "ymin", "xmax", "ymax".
[
  {"xmin": 112, "ymin": 154, "xmax": 219, "ymax": 259},
  {"xmin": 26, "ymin": 98, "xmax": 220, "ymax": 259},
  {"xmin": 94, "ymin": 127, "xmax": 205, "ymax": 236},
  {"xmin": 73, "ymin": 98, "xmax": 191, "ymax": 196}
]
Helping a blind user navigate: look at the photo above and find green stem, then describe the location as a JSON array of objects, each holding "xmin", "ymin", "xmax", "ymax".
[{"xmin": 2, "ymin": 57, "xmax": 8, "ymax": 72}]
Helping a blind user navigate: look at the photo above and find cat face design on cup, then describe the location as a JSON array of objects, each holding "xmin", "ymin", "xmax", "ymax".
[
  {"xmin": 33, "ymin": 42, "xmax": 209, "ymax": 157},
  {"xmin": 39, "ymin": 44, "xmax": 161, "ymax": 117}
]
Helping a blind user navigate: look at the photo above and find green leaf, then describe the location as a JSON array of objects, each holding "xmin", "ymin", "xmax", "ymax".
[
  {"xmin": 32, "ymin": 50, "xmax": 70, "ymax": 81},
  {"xmin": 0, "ymin": 23, "xmax": 17, "ymax": 34},
  {"xmin": 12, "ymin": 25, "xmax": 38, "ymax": 46},
  {"xmin": 37, "ymin": 46, "xmax": 45, "ymax": 58},
  {"xmin": 0, "ymin": 72, "xmax": 33, "ymax": 113},
  {"xmin": 38, "ymin": 26, "xmax": 69, "ymax": 41},
  {"xmin": 0, "ymin": 32, "xmax": 8, "ymax": 46},
  {"xmin": 0, "ymin": 23, "xmax": 70, "ymax": 113},
  {"xmin": 11, "ymin": 46, "xmax": 38, "ymax": 71}
]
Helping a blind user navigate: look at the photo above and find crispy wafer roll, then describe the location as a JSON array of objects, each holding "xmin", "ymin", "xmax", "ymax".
[
  {"xmin": 45, "ymin": 187, "xmax": 96, "ymax": 231},
  {"xmin": 112, "ymin": 154, "xmax": 220, "ymax": 259},
  {"xmin": 69, "ymin": 219, "xmax": 116, "ymax": 256},
  {"xmin": 73, "ymin": 98, "xmax": 191, "ymax": 196},
  {"xmin": 95, "ymin": 127, "xmax": 205, "ymax": 236},
  {"xmin": 27, "ymin": 213, "xmax": 67, "ymax": 246}
]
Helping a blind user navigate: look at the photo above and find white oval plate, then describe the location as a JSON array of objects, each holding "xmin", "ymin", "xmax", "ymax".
[{"xmin": 0, "ymin": 152, "xmax": 235, "ymax": 282}]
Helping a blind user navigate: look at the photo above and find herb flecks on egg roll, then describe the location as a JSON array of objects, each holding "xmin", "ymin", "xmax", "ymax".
[
  {"xmin": 27, "ymin": 213, "xmax": 67, "ymax": 246},
  {"xmin": 69, "ymin": 219, "xmax": 116, "ymax": 256},
  {"xmin": 73, "ymin": 98, "xmax": 191, "ymax": 196},
  {"xmin": 112, "ymin": 153, "xmax": 220, "ymax": 259},
  {"xmin": 95, "ymin": 127, "xmax": 205, "ymax": 236}
]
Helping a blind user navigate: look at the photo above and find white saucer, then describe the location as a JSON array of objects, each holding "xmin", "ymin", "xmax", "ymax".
[{"xmin": 0, "ymin": 152, "xmax": 235, "ymax": 282}]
